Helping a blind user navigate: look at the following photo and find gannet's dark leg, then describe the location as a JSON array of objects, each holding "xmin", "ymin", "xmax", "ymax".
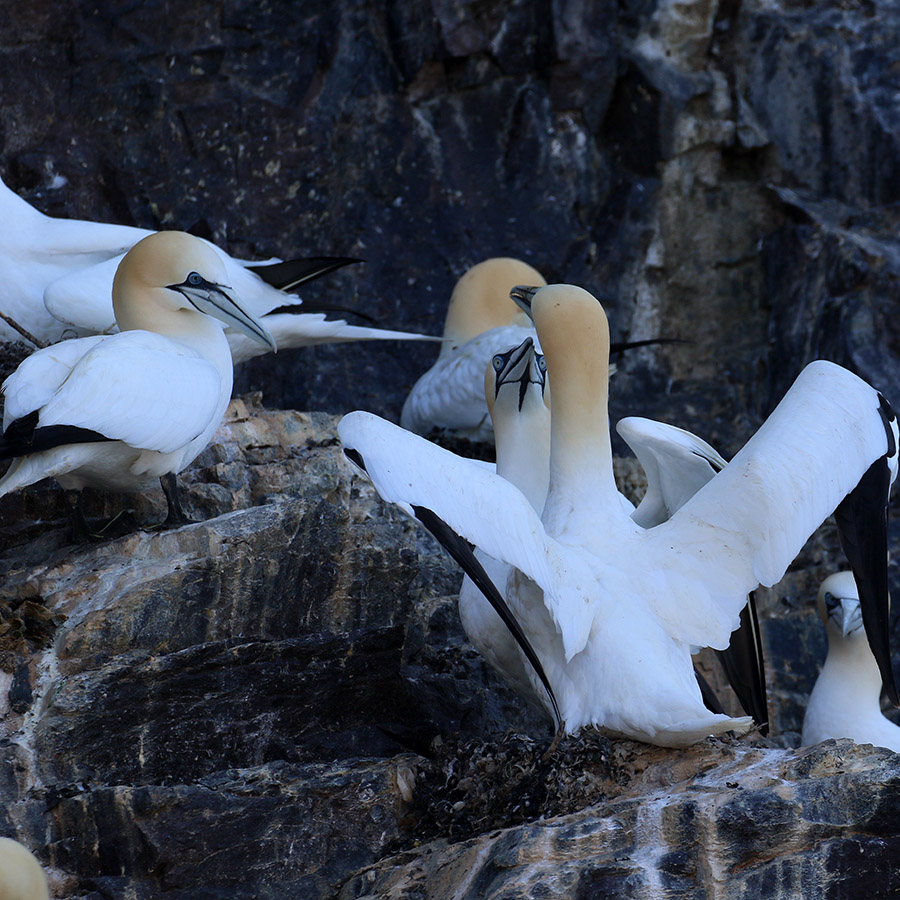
[{"xmin": 160, "ymin": 473, "xmax": 195, "ymax": 527}]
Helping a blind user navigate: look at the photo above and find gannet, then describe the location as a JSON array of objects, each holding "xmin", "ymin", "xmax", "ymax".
[
  {"xmin": 0, "ymin": 174, "xmax": 435, "ymax": 357},
  {"xmin": 456, "ymin": 336, "xmax": 554, "ymax": 704},
  {"xmin": 802, "ymin": 571, "xmax": 900, "ymax": 752},
  {"xmin": 339, "ymin": 283, "xmax": 898, "ymax": 746},
  {"xmin": 401, "ymin": 258, "xmax": 548, "ymax": 442},
  {"xmin": 0, "ymin": 230, "xmax": 275, "ymax": 527},
  {"xmin": 459, "ymin": 343, "xmax": 766, "ymax": 730},
  {"xmin": 0, "ymin": 837, "xmax": 49, "ymax": 900}
]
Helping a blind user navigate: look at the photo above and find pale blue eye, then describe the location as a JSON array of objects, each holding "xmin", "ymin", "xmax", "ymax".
[{"xmin": 492, "ymin": 355, "xmax": 504, "ymax": 371}]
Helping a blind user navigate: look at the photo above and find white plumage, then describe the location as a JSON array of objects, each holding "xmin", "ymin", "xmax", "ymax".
[
  {"xmin": 0, "ymin": 175, "xmax": 437, "ymax": 358},
  {"xmin": 0, "ymin": 230, "xmax": 275, "ymax": 522},
  {"xmin": 340, "ymin": 283, "xmax": 896, "ymax": 746},
  {"xmin": 0, "ymin": 837, "xmax": 48, "ymax": 900},
  {"xmin": 802, "ymin": 571, "xmax": 900, "ymax": 752}
]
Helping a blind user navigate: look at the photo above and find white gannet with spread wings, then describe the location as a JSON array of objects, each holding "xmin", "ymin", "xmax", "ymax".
[
  {"xmin": 340, "ymin": 283, "xmax": 897, "ymax": 746},
  {"xmin": 0, "ymin": 230, "xmax": 275, "ymax": 527}
]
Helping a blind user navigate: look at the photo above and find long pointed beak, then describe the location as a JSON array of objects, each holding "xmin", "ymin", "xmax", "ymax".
[
  {"xmin": 169, "ymin": 277, "xmax": 277, "ymax": 351},
  {"xmin": 841, "ymin": 598, "xmax": 864, "ymax": 638},
  {"xmin": 510, "ymin": 285, "xmax": 542, "ymax": 319}
]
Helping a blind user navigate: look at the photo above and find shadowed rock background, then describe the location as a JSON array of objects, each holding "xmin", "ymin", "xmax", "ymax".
[{"xmin": 2, "ymin": 0, "xmax": 900, "ymax": 896}]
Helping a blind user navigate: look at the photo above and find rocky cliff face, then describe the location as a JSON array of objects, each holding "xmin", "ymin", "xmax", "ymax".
[{"xmin": 2, "ymin": 0, "xmax": 900, "ymax": 896}]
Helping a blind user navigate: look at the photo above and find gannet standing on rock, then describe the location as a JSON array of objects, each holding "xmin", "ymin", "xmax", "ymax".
[
  {"xmin": 802, "ymin": 571, "xmax": 900, "ymax": 752},
  {"xmin": 0, "ymin": 174, "xmax": 435, "ymax": 357},
  {"xmin": 340, "ymin": 283, "xmax": 898, "ymax": 746},
  {"xmin": 0, "ymin": 230, "xmax": 275, "ymax": 529},
  {"xmin": 401, "ymin": 258, "xmax": 547, "ymax": 442},
  {"xmin": 0, "ymin": 837, "xmax": 49, "ymax": 900}
]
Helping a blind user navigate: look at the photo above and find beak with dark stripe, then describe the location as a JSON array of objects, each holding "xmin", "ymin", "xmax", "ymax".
[
  {"xmin": 167, "ymin": 273, "xmax": 276, "ymax": 352},
  {"xmin": 491, "ymin": 336, "xmax": 546, "ymax": 410}
]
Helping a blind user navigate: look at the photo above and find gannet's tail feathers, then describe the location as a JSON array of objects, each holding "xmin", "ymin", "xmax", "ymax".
[
  {"xmin": 715, "ymin": 593, "xmax": 769, "ymax": 734},
  {"xmin": 834, "ymin": 393, "xmax": 899, "ymax": 706},
  {"xmin": 246, "ymin": 256, "xmax": 363, "ymax": 292},
  {"xmin": 641, "ymin": 714, "xmax": 754, "ymax": 748}
]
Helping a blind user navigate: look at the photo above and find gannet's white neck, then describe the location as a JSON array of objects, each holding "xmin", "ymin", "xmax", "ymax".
[
  {"xmin": 487, "ymin": 345, "xmax": 551, "ymax": 513},
  {"xmin": 822, "ymin": 629, "xmax": 885, "ymax": 701}
]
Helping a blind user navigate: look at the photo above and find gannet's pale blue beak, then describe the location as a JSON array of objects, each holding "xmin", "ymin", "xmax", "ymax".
[{"xmin": 168, "ymin": 273, "xmax": 277, "ymax": 351}]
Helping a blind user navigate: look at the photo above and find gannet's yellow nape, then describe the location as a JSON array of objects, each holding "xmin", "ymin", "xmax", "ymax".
[
  {"xmin": 440, "ymin": 257, "xmax": 546, "ymax": 351},
  {"xmin": 0, "ymin": 231, "xmax": 276, "ymax": 529},
  {"xmin": 0, "ymin": 837, "xmax": 49, "ymax": 900}
]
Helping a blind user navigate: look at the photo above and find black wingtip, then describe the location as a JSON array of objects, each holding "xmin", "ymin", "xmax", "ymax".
[
  {"xmin": 411, "ymin": 503, "xmax": 562, "ymax": 732},
  {"xmin": 247, "ymin": 256, "xmax": 363, "ymax": 292},
  {"xmin": 266, "ymin": 301, "xmax": 379, "ymax": 326},
  {"xmin": 0, "ymin": 412, "xmax": 111, "ymax": 460},
  {"xmin": 343, "ymin": 448, "xmax": 367, "ymax": 472},
  {"xmin": 834, "ymin": 453, "xmax": 899, "ymax": 707},
  {"xmin": 609, "ymin": 337, "xmax": 690, "ymax": 354},
  {"xmin": 715, "ymin": 593, "xmax": 769, "ymax": 734}
]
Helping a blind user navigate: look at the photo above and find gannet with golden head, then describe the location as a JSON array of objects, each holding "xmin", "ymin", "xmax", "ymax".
[
  {"xmin": 0, "ymin": 837, "xmax": 49, "ymax": 900},
  {"xmin": 400, "ymin": 258, "xmax": 548, "ymax": 442},
  {"xmin": 802, "ymin": 571, "xmax": 900, "ymax": 752},
  {"xmin": 340, "ymin": 284, "xmax": 897, "ymax": 746},
  {"xmin": 0, "ymin": 174, "xmax": 434, "ymax": 357},
  {"xmin": 0, "ymin": 230, "xmax": 275, "ymax": 526}
]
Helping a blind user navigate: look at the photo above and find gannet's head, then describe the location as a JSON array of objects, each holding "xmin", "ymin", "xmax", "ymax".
[
  {"xmin": 485, "ymin": 336, "xmax": 548, "ymax": 420},
  {"xmin": 818, "ymin": 571, "xmax": 865, "ymax": 640},
  {"xmin": 112, "ymin": 231, "xmax": 276, "ymax": 350},
  {"xmin": 0, "ymin": 837, "xmax": 49, "ymax": 900},
  {"xmin": 514, "ymin": 284, "xmax": 610, "ymax": 407},
  {"xmin": 441, "ymin": 258, "xmax": 546, "ymax": 350}
]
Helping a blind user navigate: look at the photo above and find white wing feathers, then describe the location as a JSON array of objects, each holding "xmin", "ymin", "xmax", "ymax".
[
  {"xmin": 645, "ymin": 361, "xmax": 890, "ymax": 647},
  {"xmin": 339, "ymin": 411, "xmax": 596, "ymax": 658},
  {"xmin": 8, "ymin": 332, "xmax": 223, "ymax": 454},
  {"xmin": 617, "ymin": 416, "xmax": 726, "ymax": 528},
  {"xmin": 3, "ymin": 336, "xmax": 107, "ymax": 428}
]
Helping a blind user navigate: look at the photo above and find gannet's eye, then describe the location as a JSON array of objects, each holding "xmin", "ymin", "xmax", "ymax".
[
  {"xmin": 492, "ymin": 355, "xmax": 504, "ymax": 371},
  {"xmin": 188, "ymin": 272, "xmax": 204, "ymax": 286},
  {"xmin": 537, "ymin": 355, "xmax": 547, "ymax": 373}
]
